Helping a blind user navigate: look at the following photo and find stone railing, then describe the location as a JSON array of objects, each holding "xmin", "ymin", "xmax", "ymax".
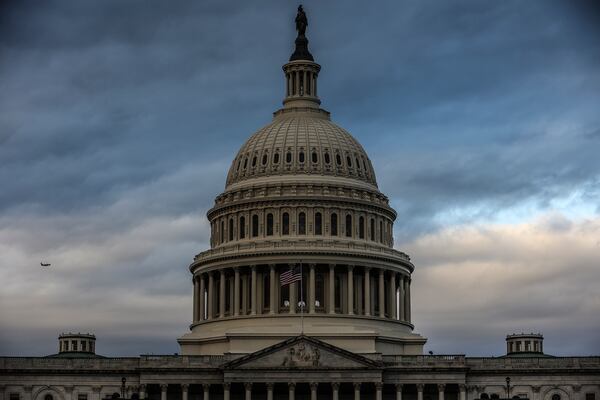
[
  {"xmin": 383, "ymin": 355, "xmax": 466, "ymax": 367},
  {"xmin": 466, "ymin": 357, "xmax": 600, "ymax": 370}
]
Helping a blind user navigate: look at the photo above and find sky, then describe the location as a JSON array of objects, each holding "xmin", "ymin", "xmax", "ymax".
[{"xmin": 1, "ymin": 0, "xmax": 599, "ymax": 357}]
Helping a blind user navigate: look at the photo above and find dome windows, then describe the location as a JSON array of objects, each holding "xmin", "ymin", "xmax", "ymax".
[
  {"xmin": 330, "ymin": 213, "xmax": 338, "ymax": 236},
  {"xmin": 252, "ymin": 215, "xmax": 259, "ymax": 237},
  {"xmin": 298, "ymin": 212, "xmax": 306, "ymax": 234},
  {"xmin": 315, "ymin": 212, "xmax": 322, "ymax": 235},
  {"xmin": 228, "ymin": 218, "xmax": 234, "ymax": 241},
  {"xmin": 262, "ymin": 154, "xmax": 268, "ymax": 165},
  {"xmin": 299, "ymin": 151, "xmax": 305, "ymax": 163},
  {"xmin": 346, "ymin": 156, "xmax": 352, "ymax": 168},
  {"xmin": 252, "ymin": 156, "xmax": 257, "ymax": 167},
  {"xmin": 239, "ymin": 216, "xmax": 246, "ymax": 239},
  {"xmin": 273, "ymin": 152, "xmax": 280, "ymax": 164},
  {"xmin": 286, "ymin": 152, "xmax": 292, "ymax": 163},
  {"xmin": 311, "ymin": 152, "xmax": 318, "ymax": 163},
  {"xmin": 282, "ymin": 212, "xmax": 290, "ymax": 235},
  {"xmin": 324, "ymin": 152, "xmax": 331, "ymax": 164},
  {"xmin": 345, "ymin": 214, "xmax": 352, "ymax": 237},
  {"xmin": 359, "ymin": 216, "xmax": 365, "ymax": 239},
  {"xmin": 243, "ymin": 157, "xmax": 248, "ymax": 169},
  {"xmin": 335, "ymin": 154, "xmax": 342, "ymax": 166},
  {"xmin": 266, "ymin": 213, "xmax": 274, "ymax": 236}
]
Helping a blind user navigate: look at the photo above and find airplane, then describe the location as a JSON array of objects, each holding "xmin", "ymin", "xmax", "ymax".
[{"xmin": 40, "ymin": 262, "xmax": 51, "ymax": 267}]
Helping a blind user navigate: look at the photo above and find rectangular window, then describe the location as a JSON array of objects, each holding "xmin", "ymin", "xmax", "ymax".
[
  {"xmin": 10, "ymin": 394, "xmax": 20, "ymax": 400},
  {"xmin": 81, "ymin": 341, "xmax": 87, "ymax": 352},
  {"xmin": 72, "ymin": 340, "xmax": 78, "ymax": 351},
  {"xmin": 586, "ymin": 394, "xmax": 595, "ymax": 400},
  {"xmin": 78, "ymin": 395, "xmax": 88, "ymax": 400}
]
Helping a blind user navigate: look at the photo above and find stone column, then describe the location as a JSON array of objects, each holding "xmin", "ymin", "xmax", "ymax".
[
  {"xmin": 193, "ymin": 277, "xmax": 199, "ymax": 323},
  {"xmin": 139, "ymin": 385, "xmax": 146, "ymax": 400},
  {"xmin": 203, "ymin": 384, "xmax": 210, "ymax": 400},
  {"xmin": 251, "ymin": 265, "xmax": 257, "ymax": 315},
  {"xmin": 347, "ymin": 265, "xmax": 354, "ymax": 314},
  {"xmin": 354, "ymin": 383, "xmax": 361, "ymax": 400},
  {"xmin": 199, "ymin": 275, "xmax": 206, "ymax": 321},
  {"xmin": 331, "ymin": 383, "xmax": 340, "ymax": 400},
  {"xmin": 375, "ymin": 383, "xmax": 383, "ymax": 400},
  {"xmin": 223, "ymin": 384, "xmax": 230, "ymax": 400},
  {"xmin": 303, "ymin": 70, "xmax": 307, "ymax": 95},
  {"xmin": 92, "ymin": 387, "xmax": 102, "ymax": 400},
  {"xmin": 269, "ymin": 265, "xmax": 276, "ymax": 314},
  {"xmin": 459, "ymin": 385, "xmax": 466, "ymax": 400},
  {"xmin": 406, "ymin": 278, "xmax": 411, "ymax": 322},
  {"xmin": 234, "ymin": 267, "xmax": 240, "ymax": 316},
  {"xmin": 181, "ymin": 384, "xmax": 189, "ymax": 400},
  {"xmin": 364, "ymin": 267, "xmax": 371, "ymax": 316},
  {"xmin": 289, "ymin": 263, "xmax": 297, "ymax": 314},
  {"xmin": 23, "ymin": 386, "xmax": 32, "ymax": 400},
  {"xmin": 309, "ymin": 263, "xmax": 316, "ymax": 313},
  {"xmin": 532, "ymin": 386, "xmax": 541, "ymax": 400},
  {"xmin": 295, "ymin": 71, "xmax": 300, "ymax": 95},
  {"xmin": 398, "ymin": 275, "xmax": 405, "ymax": 321},
  {"xmin": 244, "ymin": 383, "xmax": 252, "ymax": 400},
  {"xmin": 329, "ymin": 264, "xmax": 335, "ymax": 314},
  {"xmin": 310, "ymin": 383, "xmax": 318, "ymax": 400},
  {"xmin": 266, "ymin": 383, "xmax": 274, "ymax": 400},
  {"xmin": 378, "ymin": 269, "xmax": 385, "ymax": 317},
  {"xmin": 438, "ymin": 384, "xmax": 446, "ymax": 400},
  {"xmin": 160, "ymin": 385, "xmax": 168, "ymax": 400},
  {"xmin": 207, "ymin": 272, "xmax": 214, "ymax": 320},
  {"xmin": 389, "ymin": 271, "xmax": 397, "ymax": 319},
  {"xmin": 65, "ymin": 386, "xmax": 74, "ymax": 400},
  {"xmin": 289, "ymin": 382, "xmax": 296, "ymax": 400},
  {"xmin": 417, "ymin": 384, "xmax": 424, "ymax": 400},
  {"xmin": 572, "ymin": 385, "xmax": 582, "ymax": 400},
  {"xmin": 220, "ymin": 270, "xmax": 226, "ymax": 318},
  {"xmin": 396, "ymin": 384, "xmax": 403, "ymax": 400}
]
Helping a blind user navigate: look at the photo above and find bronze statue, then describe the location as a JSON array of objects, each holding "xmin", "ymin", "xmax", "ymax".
[{"xmin": 295, "ymin": 5, "xmax": 307, "ymax": 37}]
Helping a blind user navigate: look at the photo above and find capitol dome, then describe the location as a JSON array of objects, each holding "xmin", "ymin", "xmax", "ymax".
[{"xmin": 178, "ymin": 13, "xmax": 426, "ymax": 356}]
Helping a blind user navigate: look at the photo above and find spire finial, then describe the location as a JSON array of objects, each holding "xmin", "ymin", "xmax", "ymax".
[{"xmin": 290, "ymin": 5, "xmax": 314, "ymax": 61}]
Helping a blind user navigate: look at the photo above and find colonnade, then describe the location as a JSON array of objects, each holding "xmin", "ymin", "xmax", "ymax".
[{"xmin": 192, "ymin": 264, "xmax": 411, "ymax": 324}]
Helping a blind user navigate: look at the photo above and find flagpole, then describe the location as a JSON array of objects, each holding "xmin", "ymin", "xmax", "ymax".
[{"xmin": 300, "ymin": 260, "xmax": 304, "ymax": 335}]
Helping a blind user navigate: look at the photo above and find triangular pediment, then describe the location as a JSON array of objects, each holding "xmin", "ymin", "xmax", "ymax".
[{"xmin": 223, "ymin": 335, "xmax": 381, "ymax": 370}]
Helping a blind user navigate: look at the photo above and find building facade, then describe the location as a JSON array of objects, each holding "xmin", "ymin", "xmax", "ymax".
[{"xmin": 1, "ymin": 8, "xmax": 599, "ymax": 400}]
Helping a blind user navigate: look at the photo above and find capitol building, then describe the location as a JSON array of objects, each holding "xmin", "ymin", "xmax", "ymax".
[{"xmin": 1, "ymin": 8, "xmax": 598, "ymax": 400}]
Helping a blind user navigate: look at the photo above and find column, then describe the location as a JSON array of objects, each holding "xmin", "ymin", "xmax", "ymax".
[
  {"xmin": 181, "ymin": 384, "xmax": 189, "ymax": 400},
  {"xmin": 309, "ymin": 264, "xmax": 316, "ymax": 314},
  {"xmin": 65, "ymin": 386, "xmax": 73, "ymax": 400},
  {"xmin": 234, "ymin": 267, "xmax": 240, "ymax": 316},
  {"xmin": 364, "ymin": 267, "xmax": 371, "ymax": 316},
  {"xmin": 572, "ymin": 386, "xmax": 582, "ymax": 400},
  {"xmin": 375, "ymin": 383, "xmax": 383, "ymax": 400},
  {"xmin": 23, "ymin": 386, "xmax": 32, "ymax": 400},
  {"xmin": 406, "ymin": 278, "xmax": 411, "ymax": 322},
  {"xmin": 203, "ymin": 384, "xmax": 210, "ymax": 400},
  {"xmin": 389, "ymin": 271, "xmax": 397, "ymax": 319},
  {"xmin": 532, "ymin": 386, "xmax": 541, "ymax": 400},
  {"xmin": 266, "ymin": 383, "xmax": 274, "ymax": 400},
  {"xmin": 303, "ymin": 70, "xmax": 307, "ymax": 95},
  {"xmin": 289, "ymin": 263, "xmax": 297, "ymax": 314},
  {"xmin": 160, "ymin": 385, "xmax": 168, "ymax": 400},
  {"xmin": 251, "ymin": 265, "xmax": 257, "ymax": 315},
  {"xmin": 220, "ymin": 270, "xmax": 226, "ymax": 318},
  {"xmin": 223, "ymin": 384, "xmax": 230, "ymax": 400},
  {"xmin": 396, "ymin": 384, "xmax": 403, "ymax": 400},
  {"xmin": 354, "ymin": 383, "xmax": 361, "ymax": 400},
  {"xmin": 438, "ymin": 384, "xmax": 446, "ymax": 400},
  {"xmin": 199, "ymin": 275, "xmax": 206, "ymax": 321},
  {"xmin": 331, "ymin": 383, "xmax": 339, "ymax": 400},
  {"xmin": 398, "ymin": 275, "xmax": 405, "ymax": 321},
  {"xmin": 417, "ymin": 384, "xmax": 424, "ymax": 400},
  {"xmin": 207, "ymin": 272, "xmax": 214, "ymax": 320},
  {"xmin": 139, "ymin": 385, "xmax": 146, "ymax": 400},
  {"xmin": 310, "ymin": 383, "xmax": 318, "ymax": 400},
  {"xmin": 92, "ymin": 387, "xmax": 102, "ymax": 400},
  {"xmin": 289, "ymin": 383, "xmax": 296, "ymax": 400},
  {"xmin": 295, "ymin": 71, "xmax": 300, "ymax": 96},
  {"xmin": 347, "ymin": 265, "xmax": 354, "ymax": 314},
  {"xmin": 269, "ymin": 265, "xmax": 276, "ymax": 314},
  {"xmin": 378, "ymin": 269, "xmax": 385, "ymax": 317},
  {"xmin": 329, "ymin": 264, "xmax": 335, "ymax": 314},
  {"xmin": 459, "ymin": 385, "xmax": 466, "ymax": 400},
  {"xmin": 193, "ymin": 277, "xmax": 199, "ymax": 323},
  {"xmin": 244, "ymin": 383, "xmax": 252, "ymax": 400}
]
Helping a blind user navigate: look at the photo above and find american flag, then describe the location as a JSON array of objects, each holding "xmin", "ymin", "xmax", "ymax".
[{"xmin": 280, "ymin": 265, "xmax": 302, "ymax": 286}]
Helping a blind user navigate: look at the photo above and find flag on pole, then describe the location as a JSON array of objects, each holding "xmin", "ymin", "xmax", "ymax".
[{"xmin": 280, "ymin": 265, "xmax": 302, "ymax": 286}]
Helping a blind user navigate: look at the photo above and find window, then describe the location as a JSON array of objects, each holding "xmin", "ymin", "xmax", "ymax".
[
  {"xmin": 534, "ymin": 341, "xmax": 539, "ymax": 352},
  {"xmin": 45, "ymin": 395, "xmax": 53, "ymax": 400},
  {"xmin": 345, "ymin": 214, "xmax": 352, "ymax": 237},
  {"xmin": 286, "ymin": 152, "xmax": 292, "ymax": 163},
  {"xmin": 370, "ymin": 218, "xmax": 375, "ymax": 241},
  {"xmin": 315, "ymin": 271, "xmax": 325, "ymax": 310},
  {"xmin": 282, "ymin": 213, "xmax": 290, "ymax": 235},
  {"xmin": 480, "ymin": 395, "xmax": 489, "ymax": 400},
  {"xmin": 10, "ymin": 394, "xmax": 20, "ymax": 400},
  {"xmin": 336, "ymin": 154, "xmax": 342, "ymax": 166},
  {"xmin": 243, "ymin": 157, "xmax": 248, "ymax": 169},
  {"xmin": 315, "ymin": 212, "xmax": 322, "ymax": 235},
  {"xmin": 362, "ymin": 157, "xmax": 368, "ymax": 171},
  {"xmin": 236, "ymin": 159, "xmax": 241, "ymax": 172},
  {"xmin": 324, "ymin": 152, "xmax": 331, "ymax": 164},
  {"xmin": 262, "ymin": 154, "xmax": 268, "ymax": 165},
  {"xmin": 552, "ymin": 395, "xmax": 561, "ymax": 400},
  {"xmin": 273, "ymin": 153, "xmax": 280, "ymax": 164},
  {"xmin": 229, "ymin": 218, "xmax": 234, "ymax": 241},
  {"xmin": 355, "ymin": 157, "xmax": 360, "ymax": 169},
  {"xmin": 586, "ymin": 394, "xmax": 595, "ymax": 400},
  {"xmin": 516, "ymin": 341, "xmax": 521, "ymax": 351},
  {"xmin": 81, "ymin": 340, "xmax": 87, "ymax": 352},
  {"xmin": 78, "ymin": 395, "xmax": 88, "ymax": 400},
  {"xmin": 525, "ymin": 341, "xmax": 530, "ymax": 351},
  {"xmin": 252, "ymin": 215, "xmax": 259, "ymax": 237},
  {"xmin": 299, "ymin": 151, "xmax": 305, "ymax": 163},
  {"xmin": 379, "ymin": 221, "xmax": 383, "ymax": 243},
  {"xmin": 298, "ymin": 212, "xmax": 306, "ymax": 235},
  {"xmin": 346, "ymin": 156, "xmax": 352, "ymax": 167},
  {"xmin": 239, "ymin": 216, "xmax": 246, "ymax": 239},
  {"xmin": 252, "ymin": 156, "xmax": 257, "ymax": 167},
  {"xmin": 266, "ymin": 213, "xmax": 274, "ymax": 236},
  {"xmin": 359, "ymin": 216, "xmax": 365, "ymax": 239},
  {"xmin": 220, "ymin": 220, "xmax": 224, "ymax": 243},
  {"xmin": 63, "ymin": 341, "xmax": 68, "ymax": 351},
  {"xmin": 330, "ymin": 213, "xmax": 338, "ymax": 236},
  {"xmin": 312, "ymin": 152, "xmax": 318, "ymax": 163},
  {"xmin": 72, "ymin": 340, "xmax": 78, "ymax": 351}
]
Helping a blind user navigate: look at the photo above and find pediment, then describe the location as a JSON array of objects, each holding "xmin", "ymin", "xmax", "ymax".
[{"xmin": 223, "ymin": 335, "xmax": 381, "ymax": 370}]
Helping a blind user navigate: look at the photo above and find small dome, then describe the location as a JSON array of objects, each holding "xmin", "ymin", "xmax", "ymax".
[{"xmin": 225, "ymin": 112, "xmax": 378, "ymax": 189}]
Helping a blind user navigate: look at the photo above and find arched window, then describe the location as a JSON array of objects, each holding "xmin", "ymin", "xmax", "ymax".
[
  {"xmin": 370, "ymin": 218, "xmax": 375, "ymax": 241},
  {"xmin": 236, "ymin": 159, "xmax": 241, "ymax": 171},
  {"xmin": 359, "ymin": 216, "xmax": 365, "ymax": 239},
  {"xmin": 262, "ymin": 154, "xmax": 268, "ymax": 165},
  {"xmin": 345, "ymin": 214, "xmax": 352, "ymax": 237},
  {"xmin": 252, "ymin": 156, "xmax": 257, "ymax": 167},
  {"xmin": 243, "ymin": 157, "xmax": 248, "ymax": 169},
  {"xmin": 228, "ymin": 218, "xmax": 234, "ymax": 241},
  {"xmin": 220, "ymin": 220, "xmax": 224, "ymax": 243},
  {"xmin": 282, "ymin": 213, "xmax": 290, "ymax": 235},
  {"xmin": 45, "ymin": 395, "xmax": 53, "ymax": 400},
  {"xmin": 286, "ymin": 152, "xmax": 292, "ymax": 163},
  {"xmin": 312, "ymin": 152, "xmax": 318, "ymax": 163},
  {"xmin": 330, "ymin": 213, "xmax": 338, "ymax": 236},
  {"xmin": 324, "ymin": 152, "xmax": 331, "ymax": 164},
  {"xmin": 355, "ymin": 157, "xmax": 361, "ymax": 169},
  {"xmin": 273, "ymin": 153, "xmax": 280, "ymax": 164},
  {"xmin": 252, "ymin": 214, "xmax": 259, "ymax": 237},
  {"xmin": 298, "ymin": 212, "xmax": 306, "ymax": 235},
  {"xmin": 336, "ymin": 154, "xmax": 342, "ymax": 166},
  {"xmin": 266, "ymin": 213, "xmax": 274, "ymax": 236},
  {"xmin": 346, "ymin": 156, "xmax": 352, "ymax": 167},
  {"xmin": 315, "ymin": 271, "xmax": 325, "ymax": 310},
  {"xmin": 239, "ymin": 216, "xmax": 246, "ymax": 239},
  {"xmin": 299, "ymin": 152, "xmax": 305, "ymax": 163},
  {"xmin": 551, "ymin": 395, "xmax": 561, "ymax": 400},
  {"xmin": 315, "ymin": 212, "xmax": 322, "ymax": 235}
]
